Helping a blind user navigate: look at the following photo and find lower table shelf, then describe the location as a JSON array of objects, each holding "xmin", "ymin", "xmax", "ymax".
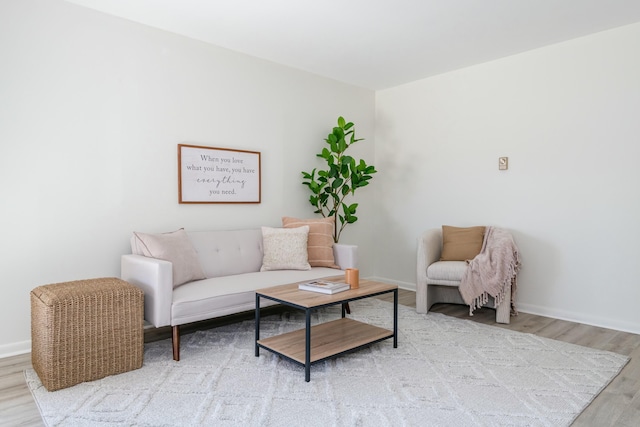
[{"xmin": 257, "ymin": 317, "xmax": 393, "ymax": 364}]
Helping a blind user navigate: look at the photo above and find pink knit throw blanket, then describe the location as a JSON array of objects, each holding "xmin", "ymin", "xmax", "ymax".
[{"xmin": 459, "ymin": 226, "xmax": 521, "ymax": 316}]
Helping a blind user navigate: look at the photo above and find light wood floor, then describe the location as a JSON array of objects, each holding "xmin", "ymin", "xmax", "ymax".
[{"xmin": 2, "ymin": 289, "xmax": 639, "ymax": 426}]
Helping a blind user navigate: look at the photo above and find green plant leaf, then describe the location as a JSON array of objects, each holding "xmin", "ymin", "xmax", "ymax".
[{"xmin": 301, "ymin": 116, "xmax": 375, "ymax": 242}]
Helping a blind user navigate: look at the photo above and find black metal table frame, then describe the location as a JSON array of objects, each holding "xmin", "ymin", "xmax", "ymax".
[{"xmin": 255, "ymin": 288, "xmax": 398, "ymax": 382}]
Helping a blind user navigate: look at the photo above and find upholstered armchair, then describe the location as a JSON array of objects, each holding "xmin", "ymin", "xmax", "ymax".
[{"xmin": 416, "ymin": 227, "xmax": 512, "ymax": 324}]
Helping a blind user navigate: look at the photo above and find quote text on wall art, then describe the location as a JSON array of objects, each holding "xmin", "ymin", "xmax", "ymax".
[{"xmin": 178, "ymin": 144, "xmax": 261, "ymax": 203}]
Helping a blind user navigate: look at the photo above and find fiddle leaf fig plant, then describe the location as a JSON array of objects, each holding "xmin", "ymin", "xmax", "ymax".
[{"xmin": 301, "ymin": 116, "xmax": 377, "ymax": 243}]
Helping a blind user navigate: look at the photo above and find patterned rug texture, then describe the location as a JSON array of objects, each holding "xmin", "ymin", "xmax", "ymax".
[{"xmin": 25, "ymin": 299, "xmax": 628, "ymax": 426}]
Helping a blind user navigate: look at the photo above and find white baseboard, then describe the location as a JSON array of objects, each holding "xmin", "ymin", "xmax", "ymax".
[
  {"xmin": 0, "ymin": 340, "xmax": 31, "ymax": 359},
  {"xmin": 517, "ymin": 303, "xmax": 640, "ymax": 336}
]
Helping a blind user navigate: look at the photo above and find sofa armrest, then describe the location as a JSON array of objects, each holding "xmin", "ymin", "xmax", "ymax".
[
  {"xmin": 333, "ymin": 244, "xmax": 357, "ymax": 270},
  {"xmin": 416, "ymin": 229, "xmax": 442, "ymax": 313},
  {"xmin": 121, "ymin": 254, "xmax": 173, "ymax": 328}
]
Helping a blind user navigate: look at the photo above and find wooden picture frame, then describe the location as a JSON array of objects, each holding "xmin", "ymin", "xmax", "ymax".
[{"xmin": 178, "ymin": 144, "xmax": 261, "ymax": 204}]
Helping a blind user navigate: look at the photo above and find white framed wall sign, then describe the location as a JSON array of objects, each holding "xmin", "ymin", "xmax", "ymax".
[{"xmin": 178, "ymin": 144, "xmax": 261, "ymax": 203}]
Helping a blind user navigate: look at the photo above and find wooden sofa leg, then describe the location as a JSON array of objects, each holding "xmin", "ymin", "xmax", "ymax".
[{"xmin": 172, "ymin": 325, "xmax": 180, "ymax": 361}]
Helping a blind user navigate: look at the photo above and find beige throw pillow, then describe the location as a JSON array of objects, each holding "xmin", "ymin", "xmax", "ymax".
[
  {"xmin": 440, "ymin": 225, "xmax": 486, "ymax": 261},
  {"xmin": 282, "ymin": 216, "xmax": 338, "ymax": 268},
  {"xmin": 132, "ymin": 228, "xmax": 206, "ymax": 287},
  {"xmin": 260, "ymin": 226, "xmax": 311, "ymax": 271}
]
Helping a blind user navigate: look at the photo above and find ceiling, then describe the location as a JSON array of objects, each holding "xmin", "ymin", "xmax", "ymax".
[{"xmin": 64, "ymin": 0, "xmax": 640, "ymax": 90}]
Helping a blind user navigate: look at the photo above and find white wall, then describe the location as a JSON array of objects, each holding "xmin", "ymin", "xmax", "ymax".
[
  {"xmin": 0, "ymin": 0, "xmax": 375, "ymax": 356},
  {"xmin": 375, "ymin": 22, "xmax": 640, "ymax": 333}
]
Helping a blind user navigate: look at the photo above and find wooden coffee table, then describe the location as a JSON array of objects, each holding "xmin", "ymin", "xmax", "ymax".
[{"xmin": 255, "ymin": 278, "xmax": 398, "ymax": 382}]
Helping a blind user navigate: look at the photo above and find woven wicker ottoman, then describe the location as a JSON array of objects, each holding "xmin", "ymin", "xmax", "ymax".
[{"xmin": 30, "ymin": 277, "xmax": 144, "ymax": 391}]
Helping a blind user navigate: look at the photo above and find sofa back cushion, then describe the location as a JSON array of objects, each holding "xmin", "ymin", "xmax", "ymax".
[{"xmin": 187, "ymin": 229, "xmax": 263, "ymax": 278}]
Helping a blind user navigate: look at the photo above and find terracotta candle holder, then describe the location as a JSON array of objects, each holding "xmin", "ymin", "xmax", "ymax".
[{"xmin": 345, "ymin": 268, "xmax": 359, "ymax": 289}]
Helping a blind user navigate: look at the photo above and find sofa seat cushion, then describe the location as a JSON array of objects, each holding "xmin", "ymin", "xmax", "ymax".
[
  {"xmin": 171, "ymin": 268, "xmax": 343, "ymax": 325},
  {"xmin": 426, "ymin": 261, "xmax": 468, "ymax": 286}
]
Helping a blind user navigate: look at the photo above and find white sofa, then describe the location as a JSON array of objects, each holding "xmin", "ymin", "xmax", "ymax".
[{"xmin": 121, "ymin": 228, "xmax": 357, "ymax": 360}]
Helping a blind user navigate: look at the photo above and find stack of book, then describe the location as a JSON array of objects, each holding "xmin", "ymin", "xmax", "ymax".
[{"xmin": 298, "ymin": 280, "xmax": 350, "ymax": 294}]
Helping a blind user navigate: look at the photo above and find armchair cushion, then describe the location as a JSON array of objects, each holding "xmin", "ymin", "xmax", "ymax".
[
  {"xmin": 427, "ymin": 260, "xmax": 468, "ymax": 283},
  {"xmin": 282, "ymin": 216, "xmax": 338, "ymax": 268},
  {"xmin": 440, "ymin": 225, "xmax": 485, "ymax": 261},
  {"xmin": 132, "ymin": 229, "xmax": 205, "ymax": 288},
  {"xmin": 260, "ymin": 226, "xmax": 311, "ymax": 271}
]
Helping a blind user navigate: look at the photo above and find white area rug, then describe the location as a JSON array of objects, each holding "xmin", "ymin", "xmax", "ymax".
[{"xmin": 25, "ymin": 299, "xmax": 628, "ymax": 426}]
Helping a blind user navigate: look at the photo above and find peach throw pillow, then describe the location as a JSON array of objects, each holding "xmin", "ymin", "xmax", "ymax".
[{"xmin": 282, "ymin": 216, "xmax": 339, "ymax": 268}]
